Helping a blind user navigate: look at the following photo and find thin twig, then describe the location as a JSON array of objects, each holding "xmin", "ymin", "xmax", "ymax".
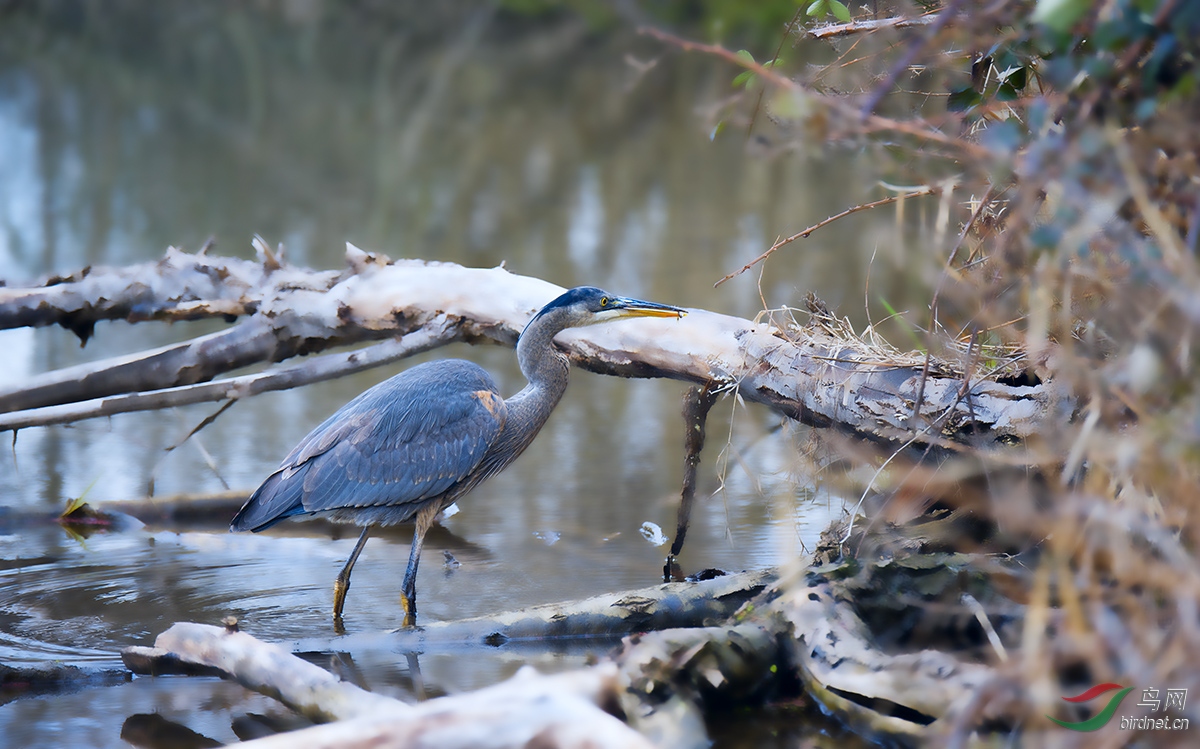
[
  {"xmin": 748, "ymin": 8, "xmax": 805, "ymax": 138},
  {"xmin": 715, "ymin": 186, "xmax": 941, "ymax": 287},
  {"xmin": 148, "ymin": 400, "xmax": 237, "ymax": 496}
]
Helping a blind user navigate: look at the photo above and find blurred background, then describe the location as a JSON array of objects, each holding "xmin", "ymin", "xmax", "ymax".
[{"xmin": 0, "ymin": 2, "xmax": 948, "ymax": 747}]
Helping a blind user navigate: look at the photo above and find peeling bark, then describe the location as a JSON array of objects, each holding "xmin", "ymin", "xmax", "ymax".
[{"xmin": 0, "ymin": 246, "xmax": 1062, "ymax": 446}]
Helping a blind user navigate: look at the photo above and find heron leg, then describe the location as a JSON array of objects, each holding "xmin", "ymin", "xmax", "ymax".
[
  {"xmin": 333, "ymin": 527, "xmax": 372, "ymax": 619},
  {"xmin": 400, "ymin": 503, "xmax": 440, "ymax": 627}
]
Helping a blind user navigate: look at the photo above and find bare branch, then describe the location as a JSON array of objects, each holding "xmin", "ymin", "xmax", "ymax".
[{"xmin": 806, "ymin": 14, "xmax": 937, "ymax": 40}]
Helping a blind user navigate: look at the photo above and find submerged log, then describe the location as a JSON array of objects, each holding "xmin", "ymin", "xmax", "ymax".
[
  {"xmin": 0, "ymin": 245, "xmax": 1060, "ymax": 446},
  {"xmin": 303, "ymin": 568, "xmax": 776, "ymax": 652},
  {"xmin": 0, "ymin": 661, "xmax": 130, "ymax": 698}
]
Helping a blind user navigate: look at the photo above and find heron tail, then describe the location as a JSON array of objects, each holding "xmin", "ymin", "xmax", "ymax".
[{"xmin": 230, "ymin": 469, "xmax": 307, "ymax": 532}]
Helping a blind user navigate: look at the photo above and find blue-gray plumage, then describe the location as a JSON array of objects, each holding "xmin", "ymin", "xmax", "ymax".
[
  {"xmin": 230, "ymin": 286, "xmax": 686, "ymax": 624},
  {"xmin": 231, "ymin": 360, "xmax": 503, "ymax": 531}
]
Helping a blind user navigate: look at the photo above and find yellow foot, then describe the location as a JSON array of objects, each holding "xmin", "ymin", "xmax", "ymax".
[
  {"xmin": 333, "ymin": 578, "xmax": 349, "ymax": 618},
  {"xmin": 401, "ymin": 594, "xmax": 417, "ymax": 628}
]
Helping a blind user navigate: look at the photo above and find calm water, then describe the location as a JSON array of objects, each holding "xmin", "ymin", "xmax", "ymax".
[{"xmin": 0, "ymin": 6, "xmax": 923, "ymax": 747}]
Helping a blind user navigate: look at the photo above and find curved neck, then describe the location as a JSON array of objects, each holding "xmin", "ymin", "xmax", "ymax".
[
  {"xmin": 517, "ymin": 309, "xmax": 571, "ymax": 386},
  {"xmin": 510, "ymin": 309, "xmax": 571, "ymax": 413},
  {"xmin": 483, "ymin": 310, "xmax": 572, "ymax": 470}
]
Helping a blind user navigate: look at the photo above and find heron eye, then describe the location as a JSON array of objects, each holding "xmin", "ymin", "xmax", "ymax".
[{"xmin": 600, "ymin": 296, "xmax": 609, "ymax": 306}]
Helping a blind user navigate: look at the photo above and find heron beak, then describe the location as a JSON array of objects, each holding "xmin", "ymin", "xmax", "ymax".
[{"xmin": 610, "ymin": 297, "xmax": 687, "ymax": 319}]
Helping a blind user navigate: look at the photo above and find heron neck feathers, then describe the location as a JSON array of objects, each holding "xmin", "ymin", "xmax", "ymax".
[
  {"xmin": 512, "ymin": 310, "xmax": 570, "ymax": 414},
  {"xmin": 489, "ymin": 307, "xmax": 573, "ymax": 462}
]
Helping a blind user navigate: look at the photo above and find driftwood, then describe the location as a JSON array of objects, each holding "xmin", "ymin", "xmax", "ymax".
[
  {"xmin": 229, "ymin": 669, "xmax": 655, "ymax": 749},
  {"xmin": 123, "ymin": 622, "xmax": 652, "ymax": 749},
  {"xmin": 769, "ymin": 566, "xmax": 995, "ymax": 741},
  {"xmin": 0, "ymin": 245, "xmax": 1060, "ymax": 446},
  {"xmin": 123, "ymin": 622, "xmax": 407, "ymax": 722}
]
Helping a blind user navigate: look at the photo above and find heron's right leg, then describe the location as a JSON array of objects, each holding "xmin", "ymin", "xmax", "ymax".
[
  {"xmin": 400, "ymin": 503, "xmax": 440, "ymax": 627},
  {"xmin": 333, "ymin": 527, "xmax": 372, "ymax": 618}
]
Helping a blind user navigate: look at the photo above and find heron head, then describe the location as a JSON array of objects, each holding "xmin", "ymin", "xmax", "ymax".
[{"xmin": 528, "ymin": 286, "xmax": 686, "ymax": 332}]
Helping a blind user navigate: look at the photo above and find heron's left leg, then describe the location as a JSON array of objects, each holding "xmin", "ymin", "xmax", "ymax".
[
  {"xmin": 333, "ymin": 527, "xmax": 372, "ymax": 618},
  {"xmin": 400, "ymin": 503, "xmax": 440, "ymax": 627}
]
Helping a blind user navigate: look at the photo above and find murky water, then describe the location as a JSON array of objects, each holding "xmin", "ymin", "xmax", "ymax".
[{"xmin": 0, "ymin": 5, "xmax": 925, "ymax": 747}]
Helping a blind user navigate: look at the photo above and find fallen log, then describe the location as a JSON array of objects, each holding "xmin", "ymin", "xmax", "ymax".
[
  {"xmin": 123, "ymin": 622, "xmax": 654, "ymax": 749},
  {"xmin": 0, "ymin": 244, "xmax": 1061, "ymax": 446},
  {"xmin": 100, "ymin": 489, "xmax": 250, "ymax": 527}
]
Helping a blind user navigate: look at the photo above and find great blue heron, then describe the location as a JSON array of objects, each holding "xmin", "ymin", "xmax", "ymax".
[{"xmin": 230, "ymin": 286, "xmax": 685, "ymax": 624}]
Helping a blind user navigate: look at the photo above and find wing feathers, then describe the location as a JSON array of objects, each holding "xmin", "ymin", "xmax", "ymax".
[{"xmin": 231, "ymin": 360, "xmax": 506, "ymax": 531}]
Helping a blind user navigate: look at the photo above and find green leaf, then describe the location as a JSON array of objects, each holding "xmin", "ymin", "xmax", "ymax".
[
  {"xmin": 947, "ymin": 86, "xmax": 982, "ymax": 112},
  {"xmin": 1032, "ymin": 0, "xmax": 1090, "ymax": 34},
  {"xmin": 998, "ymin": 65, "xmax": 1027, "ymax": 90},
  {"xmin": 732, "ymin": 70, "xmax": 755, "ymax": 88},
  {"xmin": 806, "ymin": 0, "xmax": 827, "ymax": 18},
  {"xmin": 996, "ymin": 81, "xmax": 1021, "ymax": 101},
  {"xmin": 829, "ymin": 0, "xmax": 852, "ymax": 23},
  {"xmin": 732, "ymin": 50, "xmax": 757, "ymax": 88}
]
